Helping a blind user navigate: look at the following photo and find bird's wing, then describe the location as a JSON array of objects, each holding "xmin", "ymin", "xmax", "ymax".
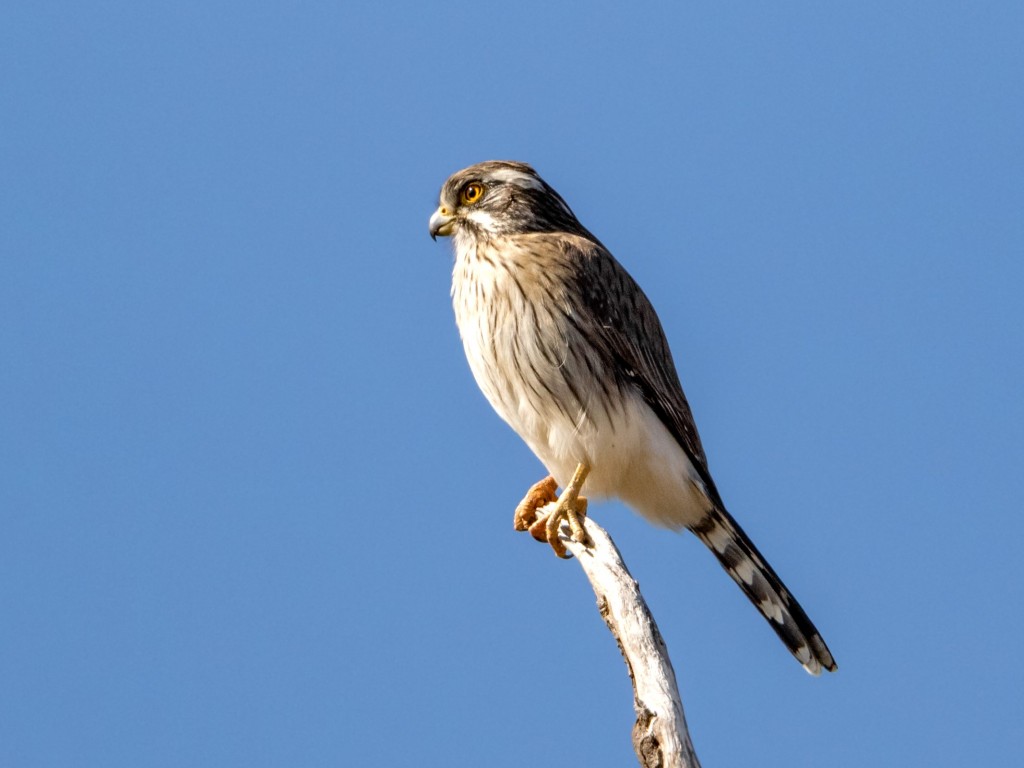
[
  {"xmin": 562, "ymin": 236, "xmax": 725, "ymax": 507},
  {"xmin": 561, "ymin": 237, "xmax": 837, "ymax": 674}
]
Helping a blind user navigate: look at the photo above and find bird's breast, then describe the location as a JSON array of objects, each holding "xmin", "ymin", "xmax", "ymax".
[
  {"xmin": 451, "ymin": 242, "xmax": 568, "ymax": 436},
  {"xmin": 450, "ymin": 238, "xmax": 632, "ymax": 495}
]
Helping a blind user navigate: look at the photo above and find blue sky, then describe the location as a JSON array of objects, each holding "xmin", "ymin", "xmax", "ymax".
[{"xmin": 2, "ymin": 2, "xmax": 1022, "ymax": 766}]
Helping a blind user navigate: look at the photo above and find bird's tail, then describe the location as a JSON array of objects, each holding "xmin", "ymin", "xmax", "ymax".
[{"xmin": 690, "ymin": 507, "xmax": 837, "ymax": 675}]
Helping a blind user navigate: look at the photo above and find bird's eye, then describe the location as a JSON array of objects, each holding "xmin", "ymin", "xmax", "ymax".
[{"xmin": 460, "ymin": 183, "xmax": 484, "ymax": 205}]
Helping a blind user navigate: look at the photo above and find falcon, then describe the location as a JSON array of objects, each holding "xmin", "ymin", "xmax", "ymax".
[{"xmin": 429, "ymin": 160, "xmax": 836, "ymax": 675}]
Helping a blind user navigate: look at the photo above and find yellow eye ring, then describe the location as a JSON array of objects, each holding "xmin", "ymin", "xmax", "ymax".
[{"xmin": 460, "ymin": 182, "xmax": 484, "ymax": 206}]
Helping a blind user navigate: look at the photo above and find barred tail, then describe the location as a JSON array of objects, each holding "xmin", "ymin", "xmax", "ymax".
[{"xmin": 691, "ymin": 507, "xmax": 837, "ymax": 675}]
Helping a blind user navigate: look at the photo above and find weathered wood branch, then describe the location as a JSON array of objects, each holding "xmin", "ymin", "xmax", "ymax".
[{"xmin": 558, "ymin": 517, "xmax": 702, "ymax": 768}]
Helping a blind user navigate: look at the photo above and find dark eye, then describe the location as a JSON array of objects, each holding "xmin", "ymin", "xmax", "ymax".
[{"xmin": 460, "ymin": 183, "xmax": 484, "ymax": 205}]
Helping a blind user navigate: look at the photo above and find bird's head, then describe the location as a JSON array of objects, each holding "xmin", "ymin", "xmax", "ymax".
[{"xmin": 429, "ymin": 161, "xmax": 587, "ymax": 243}]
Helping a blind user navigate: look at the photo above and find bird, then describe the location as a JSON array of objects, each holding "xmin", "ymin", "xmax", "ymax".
[{"xmin": 429, "ymin": 160, "xmax": 836, "ymax": 675}]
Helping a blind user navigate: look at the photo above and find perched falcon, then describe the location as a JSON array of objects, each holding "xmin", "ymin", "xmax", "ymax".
[{"xmin": 429, "ymin": 160, "xmax": 836, "ymax": 675}]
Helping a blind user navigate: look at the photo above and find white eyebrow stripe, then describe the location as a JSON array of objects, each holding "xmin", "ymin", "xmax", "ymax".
[{"xmin": 486, "ymin": 168, "xmax": 545, "ymax": 191}]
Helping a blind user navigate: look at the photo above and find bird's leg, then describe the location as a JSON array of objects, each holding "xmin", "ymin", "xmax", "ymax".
[{"xmin": 525, "ymin": 462, "xmax": 592, "ymax": 559}]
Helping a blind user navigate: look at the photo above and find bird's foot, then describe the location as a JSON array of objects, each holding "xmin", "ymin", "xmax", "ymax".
[
  {"xmin": 513, "ymin": 476, "xmax": 559, "ymax": 532},
  {"xmin": 513, "ymin": 464, "xmax": 592, "ymax": 559},
  {"xmin": 528, "ymin": 494, "xmax": 590, "ymax": 559}
]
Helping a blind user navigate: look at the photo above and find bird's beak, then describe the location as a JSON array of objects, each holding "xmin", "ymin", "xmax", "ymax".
[{"xmin": 429, "ymin": 206, "xmax": 455, "ymax": 241}]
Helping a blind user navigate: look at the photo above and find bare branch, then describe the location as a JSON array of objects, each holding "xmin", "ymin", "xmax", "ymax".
[{"xmin": 560, "ymin": 517, "xmax": 702, "ymax": 768}]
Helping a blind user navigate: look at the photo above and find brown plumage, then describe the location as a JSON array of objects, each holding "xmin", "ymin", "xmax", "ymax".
[{"xmin": 430, "ymin": 160, "xmax": 836, "ymax": 674}]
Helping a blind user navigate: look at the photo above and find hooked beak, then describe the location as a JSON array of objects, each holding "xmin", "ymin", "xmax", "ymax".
[{"xmin": 429, "ymin": 206, "xmax": 455, "ymax": 240}]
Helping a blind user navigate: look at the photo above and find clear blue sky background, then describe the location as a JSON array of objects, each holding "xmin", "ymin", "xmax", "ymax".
[{"xmin": 2, "ymin": 2, "xmax": 1021, "ymax": 766}]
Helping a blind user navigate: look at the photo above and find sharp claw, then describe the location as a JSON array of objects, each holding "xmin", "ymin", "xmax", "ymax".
[
  {"xmin": 527, "ymin": 515, "xmax": 549, "ymax": 543},
  {"xmin": 544, "ymin": 511, "xmax": 571, "ymax": 558}
]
